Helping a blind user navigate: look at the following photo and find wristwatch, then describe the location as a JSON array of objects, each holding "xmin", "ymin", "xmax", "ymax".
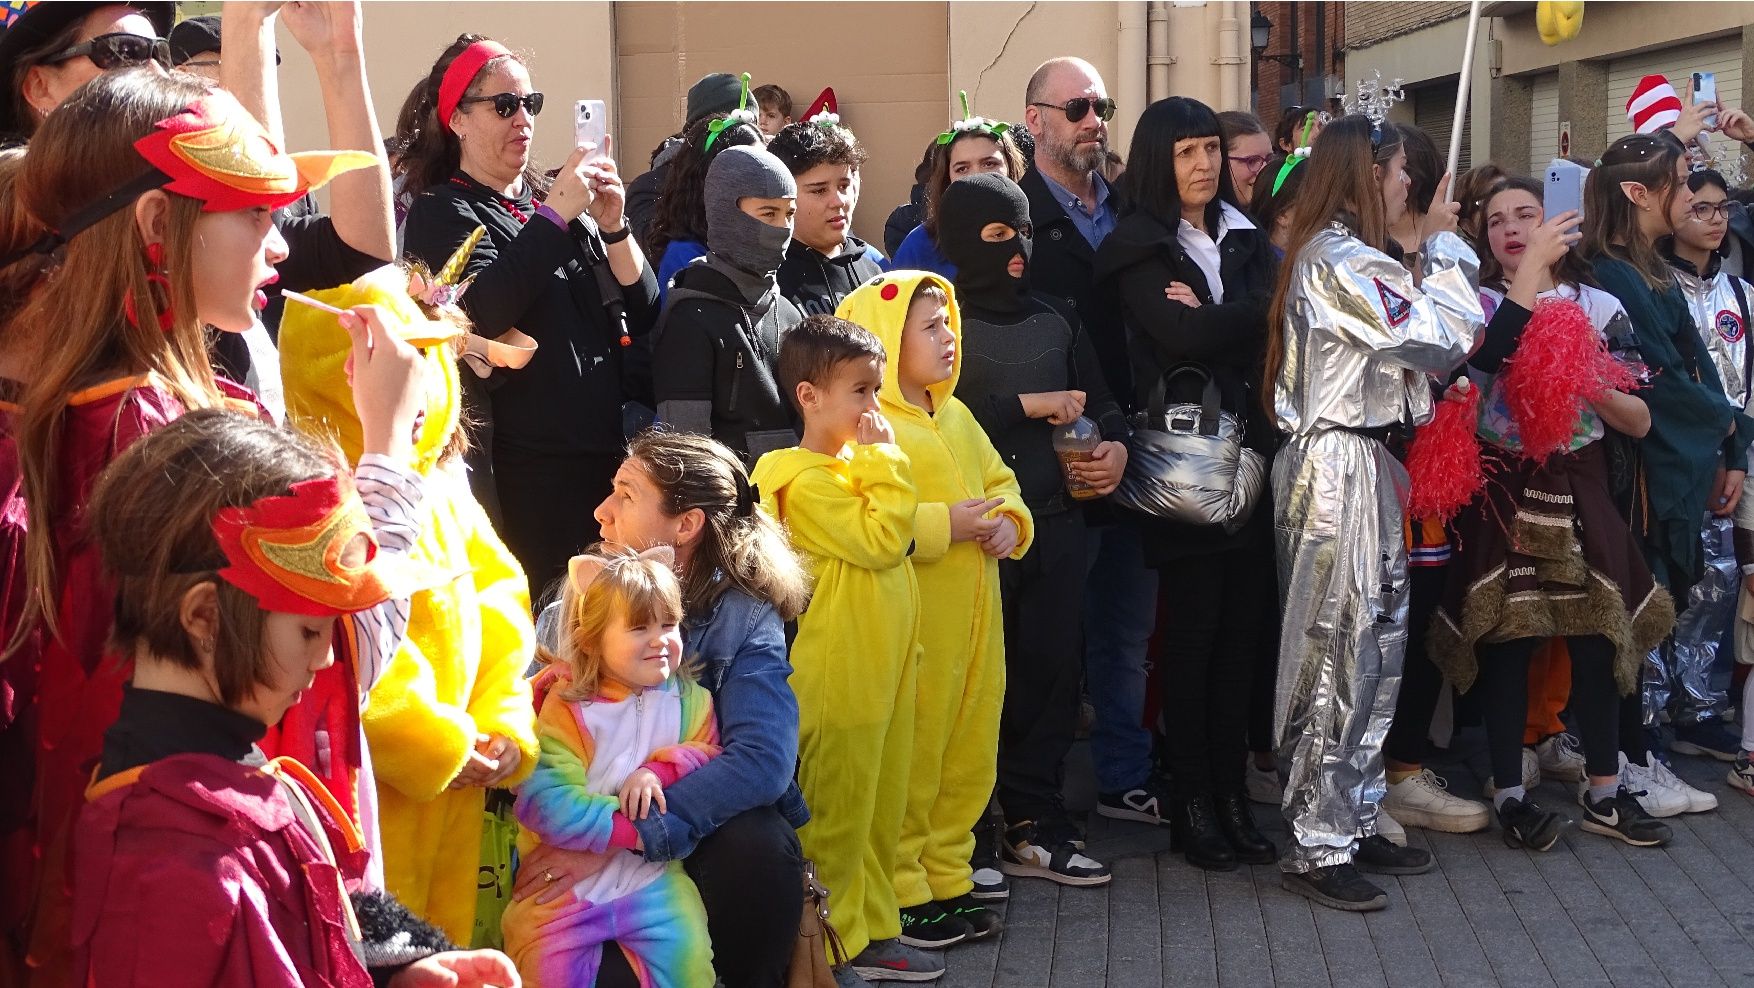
[{"xmin": 601, "ymin": 224, "xmax": 632, "ymax": 244}]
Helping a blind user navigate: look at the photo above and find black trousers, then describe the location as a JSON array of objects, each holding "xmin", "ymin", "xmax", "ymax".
[
  {"xmin": 997, "ymin": 509, "xmax": 1087, "ymax": 826},
  {"xmin": 492, "ymin": 446, "xmax": 619, "ymax": 606},
  {"xmin": 1383, "ymin": 564, "xmax": 1451, "ymax": 766},
  {"xmin": 597, "ymin": 805, "xmax": 804, "ymax": 988},
  {"xmin": 1477, "ymin": 635, "xmax": 1621, "ymax": 789},
  {"xmin": 1156, "ymin": 541, "xmax": 1270, "ymax": 796},
  {"xmin": 1248, "ymin": 588, "xmax": 1281, "ymax": 755}
]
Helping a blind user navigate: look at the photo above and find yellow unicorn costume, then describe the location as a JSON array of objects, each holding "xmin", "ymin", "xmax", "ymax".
[{"xmin": 279, "ymin": 233, "xmax": 539, "ymax": 943}]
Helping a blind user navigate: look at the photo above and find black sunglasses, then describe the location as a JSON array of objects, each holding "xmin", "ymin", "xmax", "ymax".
[
  {"xmin": 460, "ymin": 92, "xmax": 545, "ymax": 119},
  {"xmin": 1030, "ymin": 97, "xmax": 1116, "ymax": 124},
  {"xmin": 46, "ymin": 33, "xmax": 171, "ymax": 71}
]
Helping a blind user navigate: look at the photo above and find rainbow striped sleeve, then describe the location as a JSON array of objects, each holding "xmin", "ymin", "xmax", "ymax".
[
  {"xmin": 639, "ymin": 679, "xmax": 722, "ymax": 786},
  {"xmin": 514, "ymin": 692, "xmax": 629, "ymax": 852}
]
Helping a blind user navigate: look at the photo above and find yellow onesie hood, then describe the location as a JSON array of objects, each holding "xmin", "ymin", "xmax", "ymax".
[
  {"xmin": 279, "ymin": 265, "xmax": 463, "ymax": 475},
  {"xmin": 835, "ymin": 270, "xmax": 960, "ymax": 420}
]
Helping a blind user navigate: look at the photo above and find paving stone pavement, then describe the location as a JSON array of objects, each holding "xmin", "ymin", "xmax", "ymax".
[{"xmin": 932, "ymin": 736, "xmax": 1754, "ymax": 988}]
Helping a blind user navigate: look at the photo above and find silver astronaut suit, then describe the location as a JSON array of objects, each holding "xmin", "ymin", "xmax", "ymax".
[{"xmin": 1270, "ymin": 224, "xmax": 1480, "ymax": 872}]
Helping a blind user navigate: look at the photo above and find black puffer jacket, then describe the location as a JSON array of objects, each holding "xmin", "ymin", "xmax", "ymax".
[{"xmin": 1094, "ymin": 204, "xmax": 1278, "ymax": 562}]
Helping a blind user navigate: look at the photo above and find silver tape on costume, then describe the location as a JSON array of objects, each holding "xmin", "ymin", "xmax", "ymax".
[
  {"xmin": 1271, "ymin": 226, "xmax": 1480, "ymax": 873},
  {"xmin": 1674, "ymin": 267, "xmax": 1751, "ymax": 408}
]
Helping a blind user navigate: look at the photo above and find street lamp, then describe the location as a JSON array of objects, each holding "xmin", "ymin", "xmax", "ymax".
[{"xmin": 1250, "ymin": 11, "xmax": 1300, "ymax": 69}]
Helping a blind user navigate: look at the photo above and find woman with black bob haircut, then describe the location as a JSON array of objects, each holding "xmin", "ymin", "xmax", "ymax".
[
  {"xmin": 1093, "ymin": 95, "xmax": 1280, "ymax": 871},
  {"xmin": 397, "ymin": 33, "xmax": 659, "ymax": 598}
]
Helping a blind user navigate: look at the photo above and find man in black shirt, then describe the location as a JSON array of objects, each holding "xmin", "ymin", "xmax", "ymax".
[{"xmin": 767, "ymin": 116, "xmax": 884, "ymax": 317}]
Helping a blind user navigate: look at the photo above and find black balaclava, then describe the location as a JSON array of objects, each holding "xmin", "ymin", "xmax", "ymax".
[{"xmin": 938, "ymin": 172, "xmax": 1032, "ymax": 313}]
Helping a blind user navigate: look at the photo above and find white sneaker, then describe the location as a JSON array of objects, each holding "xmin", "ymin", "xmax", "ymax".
[
  {"xmin": 1375, "ymin": 807, "xmax": 1408, "ymax": 846},
  {"xmin": 1609, "ymin": 754, "xmax": 1691, "ymax": 818},
  {"xmin": 1383, "ymin": 769, "xmax": 1491, "ymax": 833},
  {"xmin": 1484, "ymin": 748, "xmax": 1541, "ymax": 798},
  {"xmin": 1644, "ymin": 756, "xmax": 1717, "ymax": 813},
  {"xmin": 1246, "ymin": 760, "xmax": 1282, "ymax": 806},
  {"xmin": 1535, "ymin": 733, "xmax": 1586, "ymax": 782}
]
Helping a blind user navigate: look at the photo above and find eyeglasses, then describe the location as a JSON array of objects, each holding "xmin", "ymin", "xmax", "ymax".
[
  {"xmin": 45, "ymin": 33, "xmax": 171, "ymax": 71},
  {"xmin": 1228, "ymin": 154, "xmax": 1271, "ymax": 175},
  {"xmin": 1030, "ymin": 97, "xmax": 1117, "ymax": 124},
  {"xmin": 459, "ymin": 92, "xmax": 545, "ymax": 119},
  {"xmin": 1685, "ymin": 201, "xmax": 1734, "ymax": 223}
]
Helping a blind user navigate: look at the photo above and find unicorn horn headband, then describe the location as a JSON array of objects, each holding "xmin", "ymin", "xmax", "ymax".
[
  {"xmin": 704, "ymin": 73, "xmax": 757, "ymax": 152},
  {"xmin": 937, "ymin": 90, "xmax": 1009, "ymax": 145}
]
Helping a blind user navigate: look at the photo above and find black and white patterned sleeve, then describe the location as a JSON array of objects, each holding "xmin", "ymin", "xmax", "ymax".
[{"xmin": 352, "ymin": 454, "xmax": 427, "ymax": 698}]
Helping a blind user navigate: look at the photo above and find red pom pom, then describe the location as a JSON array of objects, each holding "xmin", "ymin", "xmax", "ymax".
[
  {"xmin": 1406, "ymin": 382, "xmax": 1485, "ymax": 524},
  {"xmin": 1500, "ymin": 296, "xmax": 1642, "ymax": 460},
  {"xmin": 879, "ymin": 282, "xmax": 899, "ymax": 301}
]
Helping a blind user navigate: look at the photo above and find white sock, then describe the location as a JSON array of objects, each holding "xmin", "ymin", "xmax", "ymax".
[{"xmin": 1492, "ymin": 785, "xmax": 1525, "ymax": 811}]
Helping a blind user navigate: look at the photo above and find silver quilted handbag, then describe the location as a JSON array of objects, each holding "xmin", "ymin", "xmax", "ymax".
[{"xmin": 1112, "ymin": 364, "xmax": 1264, "ymax": 534}]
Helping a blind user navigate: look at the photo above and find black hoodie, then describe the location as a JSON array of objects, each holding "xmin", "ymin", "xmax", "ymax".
[{"xmin": 776, "ymin": 236, "xmax": 885, "ymax": 317}]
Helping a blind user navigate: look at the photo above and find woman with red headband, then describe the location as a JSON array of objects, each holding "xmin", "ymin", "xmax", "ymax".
[
  {"xmin": 399, "ymin": 33, "xmax": 659, "ymax": 599},
  {"xmin": 0, "ymin": 68, "xmax": 391, "ymax": 983}
]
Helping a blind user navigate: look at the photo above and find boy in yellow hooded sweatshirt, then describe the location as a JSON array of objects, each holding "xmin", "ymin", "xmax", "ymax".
[
  {"xmin": 836, "ymin": 273, "xmax": 1032, "ymax": 949},
  {"xmin": 278, "ymin": 250, "xmax": 540, "ymax": 945},
  {"xmin": 750, "ymin": 315, "xmax": 933, "ymax": 980}
]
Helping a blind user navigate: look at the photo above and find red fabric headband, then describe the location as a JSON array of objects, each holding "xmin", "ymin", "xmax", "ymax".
[{"xmin": 438, "ymin": 40, "xmax": 512, "ymax": 134}]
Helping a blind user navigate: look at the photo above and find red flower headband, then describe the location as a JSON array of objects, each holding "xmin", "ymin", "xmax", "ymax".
[
  {"xmin": 211, "ymin": 474, "xmax": 405, "ymax": 617},
  {"xmin": 438, "ymin": 40, "xmax": 512, "ymax": 134}
]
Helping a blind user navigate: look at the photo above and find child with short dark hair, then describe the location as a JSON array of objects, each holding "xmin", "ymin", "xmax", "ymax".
[
  {"xmin": 751, "ymin": 316, "xmax": 938, "ymax": 981},
  {"xmin": 838, "ymin": 273, "xmax": 1032, "ymax": 948},
  {"xmin": 769, "ymin": 110, "xmax": 885, "ymax": 316},
  {"xmin": 753, "ymin": 83, "xmax": 794, "ymax": 136}
]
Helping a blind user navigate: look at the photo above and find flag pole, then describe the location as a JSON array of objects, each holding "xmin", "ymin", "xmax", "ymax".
[{"xmin": 1446, "ymin": 0, "xmax": 1485, "ymax": 199}]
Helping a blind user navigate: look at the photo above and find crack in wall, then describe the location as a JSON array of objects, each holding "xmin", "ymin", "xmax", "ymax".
[{"xmin": 973, "ymin": 1, "xmax": 1039, "ymax": 114}]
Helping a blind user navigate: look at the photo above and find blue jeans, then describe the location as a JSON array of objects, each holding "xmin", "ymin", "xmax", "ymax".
[{"xmin": 1083, "ymin": 521, "xmax": 1158, "ymax": 793}]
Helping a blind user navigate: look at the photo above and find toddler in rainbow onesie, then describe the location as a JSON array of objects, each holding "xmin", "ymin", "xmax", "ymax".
[
  {"xmin": 502, "ymin": 545, "xmax": 720, "ymax": 988},
  {"xmin": 751, "ymin": 314, "xmax": 933, "ymax": 980}
]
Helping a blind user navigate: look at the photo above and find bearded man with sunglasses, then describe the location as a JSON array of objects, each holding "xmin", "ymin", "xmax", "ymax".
[{"xmin": 0, "ymin": 1, "xmax": 173, "ymax": 141}]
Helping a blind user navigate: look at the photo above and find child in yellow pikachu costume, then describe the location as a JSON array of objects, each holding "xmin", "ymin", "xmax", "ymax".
[
  {"xmin": 278, "ymin": 235, "xmax": 539, "ymax": 945},
  {"xmin": 838, "ymin": 272, "xmax": 1033, "ymax": 945}
]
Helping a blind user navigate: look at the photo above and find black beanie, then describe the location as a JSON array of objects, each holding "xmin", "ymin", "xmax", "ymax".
[
  {"xmin": 687, "ymin": 73, "xmax": 744, "ymax": 127},
  {"xmin": 939, "ymin": 173, "xmax": 1033, "ymax": 312}
]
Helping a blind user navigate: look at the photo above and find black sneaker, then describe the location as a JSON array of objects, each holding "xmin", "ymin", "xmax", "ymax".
[
  {"xmin": 969, "ymin": 812, "xmax": 1009, "ymax": 901},
  {"xmin": 897, "ymin": 902, "xmax": 971, "ymax": 950},
  {"xmin": 1096, "ymin": 776, "xmax": 1171, "ymax": 826},
  {"xmin": 1353, "ymin": 834, "xmax": 1433, "ymax": 875},
  {"xmin": 1579, "ymin": 785, "xmax": 1673, "ymax": 847},
  {"xmin": 936, "ymin": 892, "xmax": 1004, "ymax": 941},
  {"xmin": 1279, "ymin": 863, "xmax": 1388, "ymax": 912},
  {"xmin": 1497, "ymin": 796, "xmax": 1565, "ymax": 851},
  {"xmin": 998, "ymin": 819, "xmax": 1111, "ymax": 887}
]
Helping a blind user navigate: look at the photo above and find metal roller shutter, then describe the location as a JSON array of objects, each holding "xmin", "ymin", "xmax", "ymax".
[
  {"xmin": 1605, "ymin": 35, "xmax": 1742, "ymax": 148},
  {"xmin": 1529, "ymin": 73, "xmax": 1559, "ymax": 176},
  {"xmin": 1413, "ymin": 76, "xmax": 1471, "ymax": 172}
]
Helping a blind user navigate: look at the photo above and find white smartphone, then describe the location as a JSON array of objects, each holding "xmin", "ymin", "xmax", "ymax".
[
  {"xmin": 1693, "ymin": 72, "xmax": 1718, "ymax": 130},
  {"xmin": 1545, "ymin": 158, "xmax": 1588, "ymax": 224},
  {"xmin": 574, "ymin": 99, "xmax": 607, "ymax": 160}
]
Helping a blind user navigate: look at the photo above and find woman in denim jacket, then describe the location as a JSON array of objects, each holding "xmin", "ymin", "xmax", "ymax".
[{"xmin": 526, "ymin": 429, "xmax": 811, "ymax": 988}]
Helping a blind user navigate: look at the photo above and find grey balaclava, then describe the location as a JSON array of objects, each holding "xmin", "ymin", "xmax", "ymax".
[{"xmin": 705, "ymin": 144, "xmax": 797, "ymax": 282}]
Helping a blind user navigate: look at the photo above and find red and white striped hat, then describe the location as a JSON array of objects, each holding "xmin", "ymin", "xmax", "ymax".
[{"xmin": 1627, "ymin": 74, "xmax": 1682, "ymax": 134}]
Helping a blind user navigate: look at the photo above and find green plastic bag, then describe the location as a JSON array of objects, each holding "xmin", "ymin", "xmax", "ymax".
[{"xmin": 472, "ymin": 788, "xmax": 519, "ymax": 949}]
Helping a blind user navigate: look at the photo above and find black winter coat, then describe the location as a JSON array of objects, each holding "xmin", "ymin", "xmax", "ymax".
[
  {"xmin": 1020, "ymin": 167, "xmax": 1133, "ymax": 413},
  {"xmin": 776, "ymin": 236, "xmax": 885, "ymax": 317}
]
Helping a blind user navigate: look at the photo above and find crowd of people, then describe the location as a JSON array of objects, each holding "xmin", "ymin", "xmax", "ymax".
[{"xmin": 3, "ymin": 2, "xmax": 1754, "ymax": 986}]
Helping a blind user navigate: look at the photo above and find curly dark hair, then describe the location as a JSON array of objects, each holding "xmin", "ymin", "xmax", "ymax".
[
  {"xmin": 392, "ymin": 34, "xmax": 552, "ymax": 198},
  {"xmin": 646, "ymin": 112, "xmax": 762, "ymax": 260},
  {"xmin": 767, "ymin": 121, "xmax": 867, "ymax": 177}
]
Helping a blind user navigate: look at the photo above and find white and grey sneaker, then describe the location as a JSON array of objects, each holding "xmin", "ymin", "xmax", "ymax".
[
  {"xmin": 998, "ymin": 820, "xmax": 1111, "ymax": 887},
  {"xmin": 850, "ymin": 938, "xmax": 945, "ymax": 982},
  {"xmin": 1603, "ymin": 754, "xmax": 1690, "ymax": 818},
  {"xmin": 1382, "ymin": 769, "xmax": 1490, "ymax": 833},
  {"xmin": 1644, "ymin": 756, "xmax": 1717, "ymax": 813},
  {"xmin": 1535, "ymin": 732, "xmax": 1586, "ymax": 781},
  {"xmin": 1246, "ymin": 761, "xmax": 1283, "ymax": 806}
]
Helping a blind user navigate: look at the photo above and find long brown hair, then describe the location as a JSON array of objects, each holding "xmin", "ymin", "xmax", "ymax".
[
  {"xmin": 7, "ymin": 68, "xmax": 221, "ymax": 658},
  {"xmin": 1580, "ymin": 133, "xmax": 1683, "ymax": 290},
  {"xmin": 1477, "ymin": 176, "xmax": 1594, "ymax": 292},
  {"xmin": 1261, "ymin": 115, "xmax": 1403, "ymax": 415},
  {"xmin": 0, "ymin": 147, "xmax": 42, "ymax": 333},
  {"xmin": 89, "ymin": 409, "xmax": 339, "ymax": 706},
  {"xmin": 923, "ymin": 130, "xmax": 1026, "ymax": 240},
  {"xmin": 393, "ymin": 34, "xmax": 552, "ymax": 198},
  {"xmin": 646, "ymin": 112, "xmax": 762, "ymax": 260},
  {"xmin": 623, "ymin": 430, "xmax": 810, "ymax": 621}
]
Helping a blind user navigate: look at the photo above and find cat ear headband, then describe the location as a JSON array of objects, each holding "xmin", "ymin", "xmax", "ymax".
[{"xmin": 567, "ymin": 545, "xmax": 678, "ymax": 597}]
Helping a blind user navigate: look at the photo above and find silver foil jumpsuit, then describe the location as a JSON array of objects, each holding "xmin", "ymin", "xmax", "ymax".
[{"xmin": 1270, "ymin": 224, "xmax": 1481, "ymax": 872}]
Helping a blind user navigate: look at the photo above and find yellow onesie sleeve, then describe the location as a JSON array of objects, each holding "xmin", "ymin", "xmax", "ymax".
[
  {"xmin": 912, "ymin": 501, "xmax": 953, "ymax": 564},
  {"xmin": 457, "ymin": 493, "xmax": 540, "ymax": 788},
  {"xmin": 783, "ymin": 443, "xmax": 918, "ymax": 571},
  {"xmin": 976, "ymin": 425, "xmax": 1034, "ymax": 560},
  {"xmin": 364, "ymin": 634, "xmax": 478, "ymax": 801}
]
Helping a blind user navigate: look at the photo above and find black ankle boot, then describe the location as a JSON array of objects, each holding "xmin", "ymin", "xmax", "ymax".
[
  {"xmin": 1169, "ymin": 794, "xmax": 1237, "ymax": 871},
  {"xmin": 1213, "ymin": 791, "xmax": 1277, "ymax": 865}
]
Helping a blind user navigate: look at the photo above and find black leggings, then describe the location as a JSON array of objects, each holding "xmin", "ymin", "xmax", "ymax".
[
  {"xmin": 1477, "ymin": 636, "xmax": 1621, "ymax": 790},
  {"xmin": 1383, "ymin": 565, "xmax": 1451, "ymax": 766},
  {"xmin": 597, "ymin": 805, "xmax": 804, "ymax": 988}
]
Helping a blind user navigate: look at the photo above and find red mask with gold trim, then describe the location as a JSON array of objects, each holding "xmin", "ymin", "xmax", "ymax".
[{"xmin": 211, "ymin": 474, "xmax": 400, "ymax": 617}]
